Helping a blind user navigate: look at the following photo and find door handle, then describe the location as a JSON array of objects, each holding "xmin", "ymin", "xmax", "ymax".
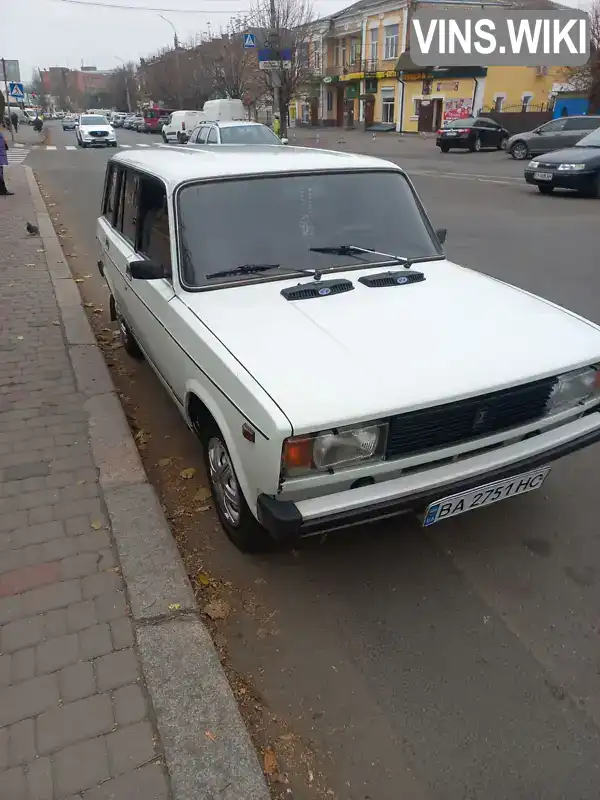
[{"xmin": 104, "ymin": 237, "xmax": 110, "ymax": 250}]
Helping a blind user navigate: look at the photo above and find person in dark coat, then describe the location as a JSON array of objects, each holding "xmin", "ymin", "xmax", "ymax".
[
  {"xmin": 0, "ymin": 123, "xmax": 14, "ymax": 195},
  {"xmin": 10, "ymin": 111, "xmax": 19, "ymax": 132}
]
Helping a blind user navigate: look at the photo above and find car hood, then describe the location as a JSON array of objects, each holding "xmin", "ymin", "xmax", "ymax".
[
  {"xmin": 530, "ymin": 146, "xmax": 600, "ymax": 164},
  {"xmin": 80, "ymin": 124, "xmax": 112, "ymax": 132},
  {"xmin": 181, "ymin": 260, "xmax": 600, "ymax": 433}
]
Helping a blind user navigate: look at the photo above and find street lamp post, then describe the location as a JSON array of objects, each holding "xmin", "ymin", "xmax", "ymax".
[
  {"xmin": 158, "ymin": 14, "xmax": 182, "ymax": 109},
  {"xmin": 114, "ymin": 56, "xmax": 132, "ymax": 112}
]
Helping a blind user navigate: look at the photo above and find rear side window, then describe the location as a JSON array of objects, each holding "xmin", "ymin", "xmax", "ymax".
[
  {"xmin": 102, "ymin": 164, "xmax": 120, "ymax": 222},
  {"xmin": 198, "ymin": 126, "xmax": 209, "ymax": 144},
  {"xmin": 207, "ymin": 127, "xmax": 218, "ymax": 144},
  {"xmin": 565, "ymin": 116, "xmax": 600, "ymax": 131},
  {"xmin": 541, "ymin": 119, "xmax": 566, "ymax": 133},
  {"xmin": 121, "ymin": 170, "xmax": 139, "ymax": 246}
]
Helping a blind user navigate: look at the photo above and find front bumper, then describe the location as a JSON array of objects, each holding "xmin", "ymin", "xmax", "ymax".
[
  {"xmin": 82, "ymin": 137, "xmax": 116, "ymax": 145},
  {"xmin": 257, "ymin": 414, "xmax": 600, "ymax": 542},
  {"xmin": 524, "ymin": 168, "xmax": 596, "ymax": 191}
]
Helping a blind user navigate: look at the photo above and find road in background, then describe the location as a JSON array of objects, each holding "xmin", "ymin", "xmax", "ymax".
[{"xmin": 26, "ymin": 122, "xmax": 600, "ymax": 800}]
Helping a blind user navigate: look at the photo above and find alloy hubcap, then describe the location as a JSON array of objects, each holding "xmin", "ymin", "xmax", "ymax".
[
  {"xmin": 207, "ymin": 437, "xmax": 241, "ymax": 526},
  {"xmin": 513, "ymin": 144, "xmax": 527, "ymax": 159},
  {"xmin": 474, "ymin": 138, "xmax": 481, "ymax": 151}
]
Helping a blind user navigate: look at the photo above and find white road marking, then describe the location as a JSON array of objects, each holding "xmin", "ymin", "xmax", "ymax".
[
  {"xmin": 409, "ymin": 169, "xmax": 519, "ymax": 186},
  {"xmin": 65, "ymin": 145, "xmax": 76, "ymax": 150},
  {"xmin": 120, "ymin": 144, "xmax": 132, "ymax": 148},
  {"xmin": 13, "ymin": 143, "xmax": 25, "ymax": 148},
  {"xmin": 136, "ymin": 143, "xmax": 150, "ymax": 147},
  {"xmin": 6, "ymin": 148, "xmax": 30, "ymax": 166},
  {"xmin": 45, "ymin": 145, "xmax": 57, "ymax": 151}
]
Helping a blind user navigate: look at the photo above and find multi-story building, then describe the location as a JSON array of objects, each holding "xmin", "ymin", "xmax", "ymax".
[
  {"xmin": 292, "ymin": 0, "xmax": 563, "ymax": 131},
  {"xmin": 40, "ymin": 66, "xmax": 112, "ymax": 109}
]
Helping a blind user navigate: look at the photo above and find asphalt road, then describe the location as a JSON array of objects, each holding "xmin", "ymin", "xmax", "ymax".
[{"xmin": 25, "ymin": 122, "xmax": 600, "ymax": 800}]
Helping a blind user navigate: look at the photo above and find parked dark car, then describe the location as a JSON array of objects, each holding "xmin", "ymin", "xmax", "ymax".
[
  {"xmin": 508, "ymin": 115, "xmax": 600, "ymax": 160},
  {"xmin": 436, "ymin": 117, "xmax": 510, "ymax": 153},
  {"xmin": 524, "ymin": 125, "xmax": 600, "ymax": 197}
]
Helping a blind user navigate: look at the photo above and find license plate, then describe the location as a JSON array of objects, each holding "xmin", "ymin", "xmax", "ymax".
[
  {"xmin": 534, "ymin": 171, "xmax": 552, "ymax": 181},
  {"xmin": 445, "ymin": 131, "xmax": 457, "ymax": 136},
  {"xmin": 422, "ymin": 467, "xmax": 551, "ymax": 527}
]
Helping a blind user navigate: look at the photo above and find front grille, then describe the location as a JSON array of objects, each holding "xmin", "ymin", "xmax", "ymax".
[
  {"xmin": 385, "ymin": 377, "xmax": 557, "ymax": 459},
  {"xmin": 280, "ymin": 279, "xmax": 354, "ymax": 301},
  {"xmin": 90, "ymin": 130, "xmax": 108, "ymax": 137}
]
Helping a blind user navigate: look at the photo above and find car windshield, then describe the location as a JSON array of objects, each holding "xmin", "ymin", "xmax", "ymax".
[
  {"xmin": 178, "ymin": 171, "xmax": 442, "ymax": 288},
  {"xmin": 442, "ymin": 118, "xmax": 476, "ymax": 128},
  {"xmin": 80, "ymin": 115, "xmax": 107, "ymax": 125},
  {"xmin": 576, "ymin": 127, "xmax": 600, "ymax": 147},
  {"xmin": 219, "ymin": 125, "xmax": 282, "ymax": 145}
]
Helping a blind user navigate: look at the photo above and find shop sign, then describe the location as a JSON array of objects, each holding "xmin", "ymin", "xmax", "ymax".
[
  {"xmin": 443, "ymin": 98, "xmax": 473, "ymax": 121},
  {"xmin": 340, "ymin": 72, "xmax": 363, "ymax": 82},
  {"xmin": 436, "ymin": 81, "xmax": 459, "ymax": 91}
]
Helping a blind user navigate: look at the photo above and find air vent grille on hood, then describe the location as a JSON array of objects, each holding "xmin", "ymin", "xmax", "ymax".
[
  {"xmin": 281, "ymin": 279, "xmax": 354, "ymax": 301},
  {"xmin": 358, "ymin": 270, "xmax": 425, "ymax": 288}
]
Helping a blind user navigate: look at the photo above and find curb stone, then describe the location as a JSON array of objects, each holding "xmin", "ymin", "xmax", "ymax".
[{"xmin": 23, "ymin": 166, "xmax": 271, "ymax": 800}]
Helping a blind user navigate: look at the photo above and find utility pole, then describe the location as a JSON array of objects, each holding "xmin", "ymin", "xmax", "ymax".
[
  {"xmin": 1, "ymin": 58, "xmax": 15, "ymax": 142},
  {"xmin": 158, "ymin": 14, "xmax": 182, "ymax": 109},
  {"xmin": 268, "ymin": 0, "xmax": 286, "ymax": 136}
]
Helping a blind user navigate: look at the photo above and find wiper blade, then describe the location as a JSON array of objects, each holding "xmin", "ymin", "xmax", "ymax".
[
  {"xmin": 310, "ymin": 244, "xmax": 414, "ymax": 268},
  {"xmin": 206, "ymin": 263, "xmax": 323, "ymax": 280}
]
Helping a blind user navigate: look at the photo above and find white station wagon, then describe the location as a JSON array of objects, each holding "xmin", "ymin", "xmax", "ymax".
[{"xmin": 96, "ymin": 146, "xmax": 600, "ymax": 552}]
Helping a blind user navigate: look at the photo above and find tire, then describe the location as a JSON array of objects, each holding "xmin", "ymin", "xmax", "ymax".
[
  {"xmin": 162, "ymin": 133, "xmax": 167, "ymax": 143},
  {"xmin": 511, "ymin": 141, "xmax": 529, "ymax": 160},
  {"xmin": 198, "ymin": 422, "xmax": 274, "ymax": 553},
  {"xmin": 538, "ymin": 185, "xmax": 554, "ymax": 194},
  {"xmin": 111, "ymin": 142, "xmax": 118, "ymax": 148},
  {"xmin": 440, "ymin": 144, "xmax": 450, "ymax": 153},
  {"xmin": 118, "ymin": 316, "xmax": 143, "ymax": 359},
  {"xmin": 470, "ymin": 136, "xmax": 481, "ymax": 153},
  {"xmin": 498, "ymin": 136, "xmax": 509, "ymax": 150}
]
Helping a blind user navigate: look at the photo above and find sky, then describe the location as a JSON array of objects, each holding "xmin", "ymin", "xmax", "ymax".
[
  {"xmin": 2, "ymin": 0, "xmax": 347, "ymax": 82},
  {"xmin": 2, "ymin": 0, "xmax": 591, "ymax": 83}
]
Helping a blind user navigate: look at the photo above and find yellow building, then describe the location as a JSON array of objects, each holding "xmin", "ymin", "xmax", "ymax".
[{"xmin": 303, "ymin": 0, "xmax": 563, "ymax": 132}]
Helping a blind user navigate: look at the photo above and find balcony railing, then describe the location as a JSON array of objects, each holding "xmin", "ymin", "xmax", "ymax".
[{"xmin": 325, "ymin": 59, "xmax": 395, "ymax": 77}]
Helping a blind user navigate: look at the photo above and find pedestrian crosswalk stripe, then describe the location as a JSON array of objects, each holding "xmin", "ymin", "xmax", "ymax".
[
  {"xmin": 137, "ymin": 143, "xmax": 150, "ymax": 147},
  {"xmin": 6, "ymin": 148, "xmax": 30, "ymax": 166},
  {"xmin": 120, "ymin": 144, "xmax": 132, "ymax": 148},
  {"xmin": 13, "ymin": 143, "xmax": 25, "ymax": 148},
  {"xmin": 65, "ymin": 146, "xmax": 76, "ymax": 150},
  {"xmin": 46, "ymin": 146, "xmax": 57, "ymax": 151}
]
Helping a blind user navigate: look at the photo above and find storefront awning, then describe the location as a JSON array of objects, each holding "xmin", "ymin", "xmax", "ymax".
[{"xmin": 396, "ymin": 51, "xmax": 487, "ymax": 79}]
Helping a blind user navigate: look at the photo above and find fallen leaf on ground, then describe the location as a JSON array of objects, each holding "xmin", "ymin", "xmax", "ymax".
[
  {"xmin": 74, "ymin": 278, "xmax": 84, "ymax": 283},
  {"xmin": 134, "ymin": 429, "xmax": 148, "ymax": 446},
  {"xmin": 90, "ymin": 520, "xmax": 103, "ymax": 530},
  {"xmin": 193, "ymin": 487, "xmax": 211, "ymax": 502},
  {"xmin": 52, "ymin": 320, "xmax": 60, "ymax": 326},
  {"xmin": 84, "ymin": 302, "xmax": 94, "ymax": 308},
  {"xmin": 109, "ymin": 342, "xmax": 123, "ymax": 349},
  {"xmin": 93, "ymin": 308, "xmax": 104, "ymax": 314},
  {"xmin": 168, "ymin": 603, "xmax": 182, "ymax": 611},
  {"xmin": 83, "ymin": 274, "xmax": 92, "ymax": 278},
  {"xmin": 204, "ymin": 730, "xmax": 218, "ymax": 742},
  {"xmin": 180, "ymin": 467, "xmax": 196, "ymax": 480},
  {"xmin": 263, "ymin": 747, "xmax": 279, "ymax": 776},
  {"xmin": 157, "ymin": 457, "xmax": 172, "ymax": 467},
  {"xmin": 197, "ymin": 573, "xmax": 211, "ymax": 586},
  {"xmin": 16, "ymin": 336, "xmax": 23, "ymax": 341},
  {"xmin": 203, "ymin": 599, "xmax": 231, "ymax": 620},
  {"xmin": 196, "ymin": 504, "xmax": 211, "ymax": 513},
  {"xmin": 36, "ymin": 249, "xmax": 45, "ymax": 253}
]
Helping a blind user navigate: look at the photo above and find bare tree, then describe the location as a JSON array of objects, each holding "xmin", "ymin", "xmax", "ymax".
[
  {"xmin": 140, "ymin": 43, "xmax": 213, "ymax": 109},
  {"xmin": 108, "ymin": 63, "xmax": 139, "ymax": 112},
  {"xmin": 248, "ymin": 0, "xmax": 317, "ymax": 135},
  {"xmin": 199, "ymin": 29, "xmax": 265, "ymax": 108},
  {"xmin": 561, "ymin": 1, "xmax": 600, "ymax": 111}
]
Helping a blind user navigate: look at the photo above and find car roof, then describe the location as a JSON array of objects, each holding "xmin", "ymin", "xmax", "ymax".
[
  {"xmin": 204, "ymin": 120, "xmax": 268, "ymax": 128},
  {"xmin": 110, "ymin": 145, "xmax": 402, "ymax": 191}
]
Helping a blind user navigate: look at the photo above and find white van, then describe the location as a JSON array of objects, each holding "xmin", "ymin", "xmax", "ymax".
[
  {"xmin": 202, "ymin": 99, "xmax": 246, "ymax": 122},
  {"xmin": 162, "ymin": 110, "xmax": 206, "ymax": 143}
]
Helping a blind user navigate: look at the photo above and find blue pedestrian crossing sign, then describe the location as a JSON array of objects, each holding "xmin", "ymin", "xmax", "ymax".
[
  {"xmin": 8, "ymin": 82, "xmax": 25, "ymax": 99},
  {"xmin": 243, "ymin": 33, "xmax": 256, "ymax": 48}
]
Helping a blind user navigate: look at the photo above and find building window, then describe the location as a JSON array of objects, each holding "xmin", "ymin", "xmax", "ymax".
[
  {"xmin": 369, "ymin": 28, "xmax": 378, "ymax": 62},
  {"xmin": 494, "ymin": 94, "xmax": 505, "ymax": 112},
  {"xmin": 384, "ymin": 24, "xmax": 399, "ymax": 59},
  {"xmin": 314, "ymin": 49, "xmax": 321, "ymax": 72},
  {"xmin": 351, "ymin": 39, "xmax": 361, "ymax": 64},
  {"xmin": 381, "ymin": 88, "xmax": 395, "ymax": 123},
  {"xmin": 413, "ymin": 98, "xmax": 422, "ymax": 118},
  {"xmin": 327, "ymin": 91, "xmax": 333, "ymax": 112},
  {"xmin": 521, "ymin": 93, "xmax": 533, "ymax": 112},
  {"xmin": 334, "ymin": 41, "xmax": 341, "ymax": 66},
  {"xmin": 341, "ymin": 39, "xmax": 347, "ymax": 66}
]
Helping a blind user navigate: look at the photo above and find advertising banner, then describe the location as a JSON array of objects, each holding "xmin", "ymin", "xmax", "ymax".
[{"xmin": 443, "ymin": 98, "xmax": 473, "ymax": 121}]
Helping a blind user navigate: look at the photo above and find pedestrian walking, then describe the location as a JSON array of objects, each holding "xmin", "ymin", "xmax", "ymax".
[
  {"xmin": 0, "ymin": 124, "xmax": 14, "ymax": 196},
  {"xmin": 273, "ymin": 113, "xmax": 281, "ymax": 137},
  {"xmin": 10, "ymin": 111, "xmax": 19, "ymax": 132}
]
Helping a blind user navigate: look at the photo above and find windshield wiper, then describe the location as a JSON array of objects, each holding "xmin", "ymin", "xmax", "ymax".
[
  {"xmin": 206, "ymin": 263, "xmax": 323, "ymax": 280},
  {"xmin": 310, "ymin": 244, "xmax": 415, "ymax": 269}
]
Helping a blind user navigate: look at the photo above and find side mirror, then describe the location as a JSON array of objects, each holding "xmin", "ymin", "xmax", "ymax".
[
  {"xmin": 281, "ymin": 137, "xmax": 289, "ymax": 145},
  {"xmin": 435, "ymin": 228, "xmax": 447, "ymax": 245},
  {"xmin": 128, "ymin": 259, "xmax": 165, "ymax": 280},
  {"xmin": 534, "ymin": 128, "xmax": 542, "ymax": 134}
]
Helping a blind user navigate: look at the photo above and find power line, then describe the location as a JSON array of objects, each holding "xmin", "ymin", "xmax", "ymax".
[{"xmin": 48, "ymin": 0, "xmax": 340, "ymax": 11}]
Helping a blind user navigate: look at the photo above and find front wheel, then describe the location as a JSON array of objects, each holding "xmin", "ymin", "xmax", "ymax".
[
  {"xmin": 111, "ymin": 142, "xmax": 118, "ymax": 148},
  {"xmin": 199, "ymin": 425, "xmax": 273, "ymax": 553},
  {"xmin": 470, "ymin": 136, "xmax": 482, "ymax": 153},
  {"xmin": 118, "ymin": 316, "xmax": 143, "ymax": 359},
  {"xmin": 511, "ymin": 141, "xmax": 529, "ymax": 160},
  {"xmin": 538, "ymin": 185, "xmax": 554, "ymax": 194}
]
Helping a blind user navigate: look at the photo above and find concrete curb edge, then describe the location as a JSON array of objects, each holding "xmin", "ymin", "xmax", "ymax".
[{"xmin": 23, "ymin": 165, "xmax": 270, "ymax": 800}]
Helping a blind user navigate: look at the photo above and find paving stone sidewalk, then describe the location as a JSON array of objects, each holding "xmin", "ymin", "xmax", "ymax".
[{"xmin": 0, "ymin": 168, "xmax": 269, "ymax": 800}]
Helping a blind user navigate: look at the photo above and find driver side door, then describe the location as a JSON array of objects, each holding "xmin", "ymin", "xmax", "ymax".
[{"xmin": 530, "ymin": 118, "xmax": 567, "ymax": 154}]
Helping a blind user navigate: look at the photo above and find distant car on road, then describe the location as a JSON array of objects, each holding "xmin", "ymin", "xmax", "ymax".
[
  {"xmin": 112, "ymin": 113, "xmax": 127, "ymax": 128},
  {"xmin": 524, "ymin": 125, "xmax": 600, "ymax": 197},
  {"xmin": 185, "ymin": 120, "xmax": 287, "ymax": 146},
  {"xmin": 508, "ymin": 116, "xmax": 600, "ymax": 160},
  {"xmin": 76, "ymin": 114, "xmax": 117, "ymax": 148},
  {"xmin": 132, "ymin": 115, "xmax": 145, "ymax": 132},
  {"xmin": 123, "ymin": 115, "xmax": 137, "ymax": 129},
  {"xmin": 62, "ymin": 114, "xmax": 78, "ymax": 131},
  {"xmin": 436, "ymin": 117, "xmax": 510, "ymax": 153}
]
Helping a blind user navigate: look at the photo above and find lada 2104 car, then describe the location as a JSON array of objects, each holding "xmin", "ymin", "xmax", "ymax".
[{"xmin": 96, "ymin": 146, "xmax": 600, "ymax": 552}]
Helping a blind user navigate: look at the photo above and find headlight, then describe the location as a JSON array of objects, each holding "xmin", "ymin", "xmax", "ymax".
[
  {"xmin": 557, "ymin": 163, "xmax": 586, "ymax": 171},
  {"xmin": 282, "ymin": 422, "xmax": 388, "ymax": 476},
  {"xmin": 546, "ymin": 367, "xmax": 600, "ymax": 415},
  {"xmin": 528, "ymin": 160, "xmax": 540, "ymax": 169}
]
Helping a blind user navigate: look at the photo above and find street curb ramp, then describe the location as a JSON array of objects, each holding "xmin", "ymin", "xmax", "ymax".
[{"xmin": 23, "ymin": 165, "xmax": 271, "ymax": 800}]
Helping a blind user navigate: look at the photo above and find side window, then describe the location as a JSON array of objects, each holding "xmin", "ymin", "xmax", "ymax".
[
  {"xmin": 566, "ymin": 116, "xmax": 600, "ymax": 131},
  {"xmin": 137, "ymin": 177, "xmax": 172, "ymax": 278},
  {"xmin": 121, "ymin": 170, "xmax": 139, "ymax": 246},
  {"xmin": 189, "ymin": 126, "xmax": 201, "ymax": 143},
  {"xmin": 541, "ymin": 119, "xmax": 566, "ymax": 133},
  {"xmin": 102, "ymin": 164, "xmax": 119, "ymax": 223},
  {"xmin": 198, "ymin": 126, "xmax": 209, "ymax": 144},
  {"xmin": 207, "ymin": 127, "xmax": 218, "ymax": 144}
]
